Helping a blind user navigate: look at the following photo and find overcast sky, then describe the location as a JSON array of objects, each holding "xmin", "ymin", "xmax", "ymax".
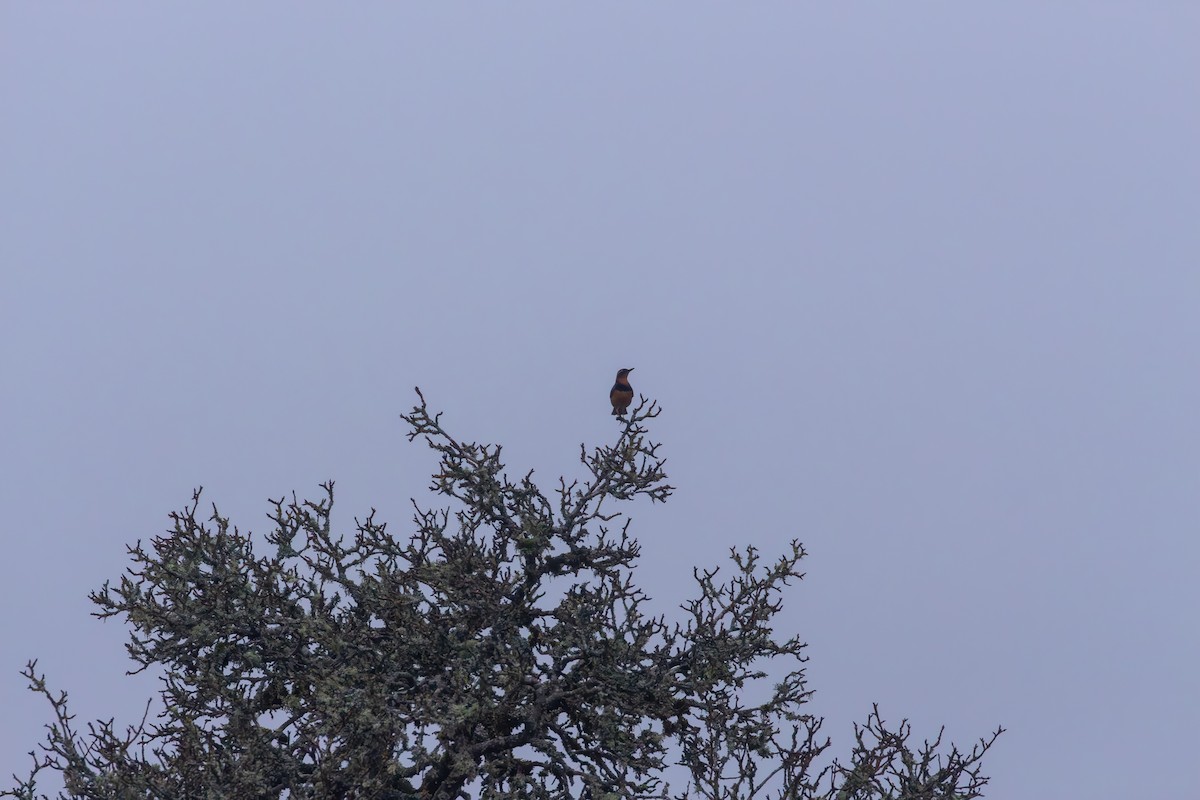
[{"xmin": 2, "ymin": 5, "xmax": 1197, "ymax": 798}]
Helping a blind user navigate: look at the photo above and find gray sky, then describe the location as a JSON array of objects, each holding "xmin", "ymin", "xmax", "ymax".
[{"xmin": 2, "ymin": 5, "xmax": 1197, "ymax": 798}]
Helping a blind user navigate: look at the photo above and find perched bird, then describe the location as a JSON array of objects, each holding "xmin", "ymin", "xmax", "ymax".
[{"xmin": 610, "ymin": 368, "xmax": 634, "ymax": 416}]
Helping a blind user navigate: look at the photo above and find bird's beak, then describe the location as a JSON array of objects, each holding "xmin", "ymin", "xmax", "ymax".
[{"xmin": 627, "ymin": 367, "xmax": 634, "ymax": 372}]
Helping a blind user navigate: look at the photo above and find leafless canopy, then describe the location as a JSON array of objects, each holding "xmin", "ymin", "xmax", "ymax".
[{"xmin": 5, "ymin": 390, "xmax": 1000, "ymax": 800}]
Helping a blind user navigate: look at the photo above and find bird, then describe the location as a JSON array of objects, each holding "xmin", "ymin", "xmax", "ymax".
[{"xmin": 610, "ymin": 368, "xmax": 634, "ymax": 416}]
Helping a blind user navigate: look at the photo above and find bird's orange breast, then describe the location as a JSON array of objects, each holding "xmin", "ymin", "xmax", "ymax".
[{"xmin": 610, "ymin": 384, "xmax": 633, "ymax": 408}]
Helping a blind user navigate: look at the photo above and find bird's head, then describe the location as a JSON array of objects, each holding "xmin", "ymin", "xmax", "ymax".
[{"xmin": 616, "ymin": 368, "xmax": 634, "ymax": 380}]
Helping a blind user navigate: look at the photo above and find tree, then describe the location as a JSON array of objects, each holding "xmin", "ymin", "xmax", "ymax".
[{"xmin": 5, "ymin": 391, "xmax": 1001, "ymax": 800}]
